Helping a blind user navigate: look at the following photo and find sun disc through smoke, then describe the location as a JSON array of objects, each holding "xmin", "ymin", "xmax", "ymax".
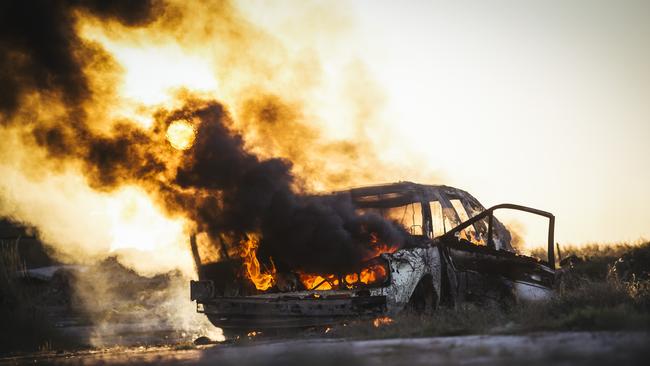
[{"xmin": 166, "ymin": 120, "xmax": 196, "ymax": 150}]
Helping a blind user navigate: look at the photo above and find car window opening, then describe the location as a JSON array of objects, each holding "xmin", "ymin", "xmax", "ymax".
[
  {"xmin": 450, "ymin": 199, "xmax": 486, "ymax": 246},
  {"xmin": 429, "ymin": 201, "xmax": 445, "ymax": 237},
  {"xmin": 357, "ymin": 202, "xmax": 423, "ymax": 236}
]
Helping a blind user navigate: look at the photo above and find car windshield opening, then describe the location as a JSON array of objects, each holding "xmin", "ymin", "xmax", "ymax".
[{"xmin": 357, "ymin": 202, "xmax": 423, "ymax": 236}]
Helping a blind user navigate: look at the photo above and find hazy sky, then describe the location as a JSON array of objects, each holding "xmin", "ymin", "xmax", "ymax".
[{"xmin": 336, "ymin": 0, "xmax": 649, "ymax": 245}]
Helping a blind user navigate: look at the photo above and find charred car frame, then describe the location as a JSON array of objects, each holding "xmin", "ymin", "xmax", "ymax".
[{"xmin": 190, "ymin": 182, "xmax": 556, "ymax": 332}]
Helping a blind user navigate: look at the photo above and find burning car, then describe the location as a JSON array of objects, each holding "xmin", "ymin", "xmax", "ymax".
[{"xmin": 190, "ymin": 182, "xmax": 556, "ymax": 334}]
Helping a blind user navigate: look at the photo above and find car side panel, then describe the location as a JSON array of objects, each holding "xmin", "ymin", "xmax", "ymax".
[{"xmin": 371, "ymin": 247, "xmax": 442, "ymax": 314}]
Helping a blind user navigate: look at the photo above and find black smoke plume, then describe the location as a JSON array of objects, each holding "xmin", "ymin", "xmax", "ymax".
[
  {"xmin": 0, "ymin": 0, "xmax": 161, "ymax": 117},
  {"xmin": 171, "ymin": 104, "xmax": 410, "ymax": 273},
  {"xmin": 0, "ymin": 0, "xmax": 410, "ymax": 275}
]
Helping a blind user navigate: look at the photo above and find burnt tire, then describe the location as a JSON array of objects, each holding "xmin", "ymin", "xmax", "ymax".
[{"xmin": 407, "ymin": 275, "xmax": 438, "ymax": 315}]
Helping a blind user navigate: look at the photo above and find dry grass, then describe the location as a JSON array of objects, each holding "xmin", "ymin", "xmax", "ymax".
[
  {"xmin": 335, "ymin": 242, "xmax": 650, "ymax": 339},
  {"xmin": 2, "ymin": 240, "xmax": 649, "ymax": 353},
  {"xmin": 0, "ymin": 239, "xmax": 74, "ymax": 354}
]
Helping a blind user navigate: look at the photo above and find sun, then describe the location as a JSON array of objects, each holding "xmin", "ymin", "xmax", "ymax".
[{"xmin": 166, "ymin": 120, "xmax": 196, "ymax": 150}]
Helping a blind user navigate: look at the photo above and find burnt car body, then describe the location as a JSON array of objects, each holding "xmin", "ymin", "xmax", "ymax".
[{"xmin": 190, "ymin": 182, "xmax": 556, "ymax": 331}]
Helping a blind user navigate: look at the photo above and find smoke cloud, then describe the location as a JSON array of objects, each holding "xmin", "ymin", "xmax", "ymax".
[
  {"xmin": 168, "ymin": 102, "xmax": 410, "ymax": 273},
  {"xmin": 0, "ymin": 0, "xmax": 442, "ymax": 346},
  {"xmin": 1, "ymin": 0, "xmax": 418, "ymax": 277},
  {"xmin": 0, "ymin": 0, "xmax": 161, "ymax": 117}
]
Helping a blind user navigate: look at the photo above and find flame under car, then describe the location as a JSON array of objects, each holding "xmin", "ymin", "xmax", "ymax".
[{"xmin": 190, "ymin": 182, "xmax": 556, "ymax": 334}]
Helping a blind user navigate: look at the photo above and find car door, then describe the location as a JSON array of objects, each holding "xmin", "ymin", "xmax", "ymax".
[
  {"xmin": 431, "ymin": 190, "xmax": 555, "ymax": 303},
  {"xmin": 432, "ymin": 192, "xmax": 506, "ymax": 302}
]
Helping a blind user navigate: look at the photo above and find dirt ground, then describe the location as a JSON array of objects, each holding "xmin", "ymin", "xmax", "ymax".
[{"xmin": 2, "ymin": 331, "xmax": 648, "ymax": 366}]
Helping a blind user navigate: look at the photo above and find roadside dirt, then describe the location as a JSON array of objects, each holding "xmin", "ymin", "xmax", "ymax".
[{"xmin": 2, "ymin": 331, "xmax": 648, "ymax": 365}]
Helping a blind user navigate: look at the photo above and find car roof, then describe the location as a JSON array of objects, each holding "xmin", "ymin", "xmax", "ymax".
[
  {"xmin": 345, "ymin": 181, "xmax": 469, "ymax": 198},
  {"xmin": 332, "ymin": 181, "xmax": 484, "ymax": 209}
]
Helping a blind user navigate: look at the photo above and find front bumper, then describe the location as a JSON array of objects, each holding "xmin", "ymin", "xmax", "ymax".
[{"xmin": 191, "ymin": 280, "xmax": 387, "ymax": 328}]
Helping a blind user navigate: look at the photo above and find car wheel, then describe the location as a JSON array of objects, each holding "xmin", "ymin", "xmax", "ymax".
[{"xmin": 407, "ymin": 275, "xmax": 438, "ymax": 315}]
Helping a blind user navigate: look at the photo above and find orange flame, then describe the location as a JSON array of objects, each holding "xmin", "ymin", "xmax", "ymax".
[
  {"xmin": 243, "ymin": 230, "xmax": 393, "ymax": 292},
  {"xmin": 240, "ymin": 233, "xmax": 276, "ymax": 291},
  {"xmin": 299, "ymin": 274, "xmax": 339, "ymax": 290},
  {"xmin": 373, "ymin": 316, "xmax": 393, "ymax": 327},
  {"xmin": 360, "ymin": 264, "xmax": 387, "ymax": 285},
  {"xmin": 366, "ymin": 232, "xmax": 399, "ymax": 258},
  {"xmin": 297, "ymin": 231, "xmax": 393, "ymax": 290},
  {"xmin": 344, "ymin": 273, "xmax": 359, "ymax": 284},
  {"xmin": 298, "ymin": 262, "xmax": 388, "ymax": 290}
]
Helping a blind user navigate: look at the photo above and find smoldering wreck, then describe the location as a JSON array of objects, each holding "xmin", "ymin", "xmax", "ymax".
[{"xmin": 191, "ymin": 182, "xmax": 557, "ymax": 335}]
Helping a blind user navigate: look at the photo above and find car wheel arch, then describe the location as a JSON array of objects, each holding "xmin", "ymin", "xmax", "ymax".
[{"xmin": 406, "ymin": 273, "xmax": 439, "ymax": 314}]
